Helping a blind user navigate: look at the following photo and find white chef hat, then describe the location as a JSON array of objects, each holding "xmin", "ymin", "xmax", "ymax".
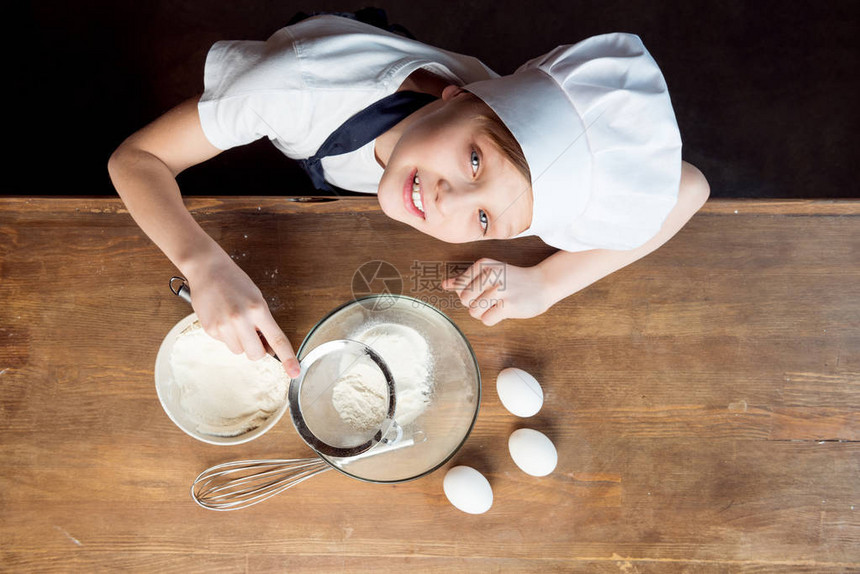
[{"xmin": 464, "ymin": 33, "xmax": 682, "ymax": 251}]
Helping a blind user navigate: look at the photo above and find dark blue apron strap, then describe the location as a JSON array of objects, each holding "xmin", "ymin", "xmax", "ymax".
[{"xmin": 298, "ymin": 90, "xmax": 437, "ymax": 191}]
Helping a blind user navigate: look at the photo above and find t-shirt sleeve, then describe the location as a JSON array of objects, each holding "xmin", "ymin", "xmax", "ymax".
[
  {"xmin": 196, "ymin": 15, "xmax": 499, "ymax": 164},
  {"xmin": 197, "ymin": 28, "xmax": 312, "ymax": 154}
]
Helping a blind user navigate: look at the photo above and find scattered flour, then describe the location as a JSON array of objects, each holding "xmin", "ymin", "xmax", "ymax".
[
  {"xmin": 170, "ymin": 327, "xmax": 288, "ymax": 437},
  {"xmin": 331, "ymin": 323, "xmax": 433, "ymax": 430}
]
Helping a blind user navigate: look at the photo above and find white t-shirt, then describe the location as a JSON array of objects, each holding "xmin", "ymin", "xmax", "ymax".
[{"xmin": 198, "ymin": 16, "xmax": 497, "ymax": 193}]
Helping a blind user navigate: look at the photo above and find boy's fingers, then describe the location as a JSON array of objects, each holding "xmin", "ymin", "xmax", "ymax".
[
  {"xmin": 468, "ymin": 287, "xmax": 501, "ymax": 319},
  {"xmin": 446, "ymin": 266, "xmax": 477, "ymax": 302},
  {"xmin": 236, "ymin": 324, "xmax": 267, "ymax": 361},
  {"xmin": 444, "ymin": 263, "xmax": 480, "ymax": 294},
  {"xmin": 443, "ymin": 275, "xmax": 469, "ymax": 289},
  {"xmin": 218, "ymin": 329, "xmax": 244, "ymax": 355},
  {"xmin": 446, "ymin": 259, "xmax": 504, "ymax": 308},
  {"xmin": 255, "ymin": 313, "xmax": 300, "ymax": 378},
  {"xmin": 441, "ymin": 276, "xmax": 463, "ymax": 293},
  {"xmin": 460, "ymin": 267, "xmax": 498, "ymax": 309},
  {"xmin": 480, "ymin": 301, "xmax": 506, "ymax": 326},
  {"xmin": 268, "ymin": 333, "xmax": 301, "ymax": 378}
]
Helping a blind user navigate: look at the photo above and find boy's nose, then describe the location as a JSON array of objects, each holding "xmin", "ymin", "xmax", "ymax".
[{"xmin": 434, "ymin": 180, "xmax": 472, "ymax": 217}]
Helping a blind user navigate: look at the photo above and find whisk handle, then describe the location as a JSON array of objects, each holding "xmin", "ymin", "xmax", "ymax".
[{"xmin": 169, "ymin": 276, "xmax": 192, "ymax": 305}]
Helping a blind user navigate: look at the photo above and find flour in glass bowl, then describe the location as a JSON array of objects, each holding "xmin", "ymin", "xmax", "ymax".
[{"xmin": 332, "ymin": 323, "xmax": 434, "ymax": 430}]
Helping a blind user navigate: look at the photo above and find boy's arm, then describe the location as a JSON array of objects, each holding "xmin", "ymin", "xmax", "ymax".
[
  {"xmin": 443, "ymin": 161, "xmax": 710, "ymax": 325},
  {"xmin": 108, "ymin": 97, "xmax": 301, "ymax": 376},
  {"xmin": 108, "ymin": 97, "xmax": 224, "ymax": 273},
  {"xmin": 538, "ymin": 161, "xmax": 710, "ymax": 307}
]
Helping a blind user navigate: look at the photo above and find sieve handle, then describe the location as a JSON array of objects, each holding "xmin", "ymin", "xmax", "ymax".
[{"xmin": 381, "ymin": 420, "xmax": 403, "ymax": 446}]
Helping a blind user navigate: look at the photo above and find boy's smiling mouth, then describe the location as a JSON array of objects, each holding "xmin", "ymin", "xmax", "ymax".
[{"xmin": 403, "ymin": 169, "xmax": 426, "ymax": 219}]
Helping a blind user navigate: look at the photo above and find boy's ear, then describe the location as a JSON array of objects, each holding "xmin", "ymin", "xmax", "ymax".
[{"xmin": 441, "ymin": 85, "xmax": 465, "ymax": 101}]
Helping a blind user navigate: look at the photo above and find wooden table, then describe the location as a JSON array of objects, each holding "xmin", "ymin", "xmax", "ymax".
[{"xmin": 1, "ymin": 197, "xmax": 858, "ymax": 572}]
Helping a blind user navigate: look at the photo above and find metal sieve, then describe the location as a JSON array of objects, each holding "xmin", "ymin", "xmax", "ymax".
[{"xmin": 289, "ymin": 338, "xmax": 402, "ymax": 458}]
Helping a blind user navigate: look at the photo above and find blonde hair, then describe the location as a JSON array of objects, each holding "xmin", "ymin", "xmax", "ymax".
[{"xmin": 465, "ymin": 94, "xmax": 532, "ymax": 185}]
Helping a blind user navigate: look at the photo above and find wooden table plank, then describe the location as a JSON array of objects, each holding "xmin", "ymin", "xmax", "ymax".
[{"xmin": 1, "ymin": 197, "xmax": 858, "ymax": 572}]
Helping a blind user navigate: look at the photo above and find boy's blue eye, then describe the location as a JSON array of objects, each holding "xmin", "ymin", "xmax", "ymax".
[
  {"xmin": 470, "ymin": 150, "xmax": 480, "ymax": 175},
  {"xmin": 479, "ymin": 209, "xmax": 489, "ymax": 234}
]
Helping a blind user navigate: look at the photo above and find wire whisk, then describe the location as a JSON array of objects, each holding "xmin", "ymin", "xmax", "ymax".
[
  {"xmin": 192, "ymin": 458, "xmax": 331, "ymax": 511},
  {"xmin": 192, "ymin": 435, "xmax": 423, "ymax": 511}
]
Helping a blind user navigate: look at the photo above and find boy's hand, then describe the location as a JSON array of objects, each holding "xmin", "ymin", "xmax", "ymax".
[
  {"xmin": 441, "ymin": 258, "xmax": 552, "ymax": 326},
  {"xmin": 184, "ymin": 252, "xmax": 301, "ymax": 378}
]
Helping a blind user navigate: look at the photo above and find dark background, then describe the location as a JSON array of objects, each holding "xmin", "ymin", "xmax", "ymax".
[{"xmin": 24, "ymin": 0, "xmax": 859, "ymax": 197}]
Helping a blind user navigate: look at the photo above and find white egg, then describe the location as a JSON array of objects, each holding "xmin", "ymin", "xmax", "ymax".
[
  {"xmin": 442, "ymin": 466, "xmax": 493, "ymax": 514},
  {"xmin": 496, "ymin": 367, "xmax": 543, "ymax": 417},
  {"xmin": 508, "ymin": 428, "xmax": 557, "ymax": 477}
]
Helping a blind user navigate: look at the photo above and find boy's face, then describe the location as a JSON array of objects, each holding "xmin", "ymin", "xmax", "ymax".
[{"xmin": 378, "ymin": 88, "xmax": 533, "ymax": 243}]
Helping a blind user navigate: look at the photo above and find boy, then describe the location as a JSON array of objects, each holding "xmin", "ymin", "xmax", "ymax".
[{"xmin": 108, "ymin": 15, "xmax": 709, "ymax": 379}]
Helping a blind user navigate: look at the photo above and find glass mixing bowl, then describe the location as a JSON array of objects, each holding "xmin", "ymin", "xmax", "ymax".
[{"xmin": 295, "ymin": 295, "xmax": 481, "ymax": 483}]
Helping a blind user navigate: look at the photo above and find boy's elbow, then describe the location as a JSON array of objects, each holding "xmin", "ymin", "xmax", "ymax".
[
  {"xmin": 107, "ymin": 141, "xmax": 128, "ymax": 181},
  {"xmin": 107, "ymin": 139, "xmax": 138, "ymax": 191},
  {"xmin": 694, "ymin": 168, "xmax": 710, "ymax": 206},
  {"xmin": 107, "ymin": 148, "xmax": 122, "ymax": 192},
  {"xmin": 107, "ymin": 140, "xmax": 142, "ymax": 199},
  {"xmin": 692, "ymin": 175, "xmax": 710, "ymax": 210},
  {"xmin": 107, "ymin": 147, "xmax": 121, "ymax": 182},
  {"xmin": 680, "ymin": 161, "xmax": 710, "ymax": 210}
]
